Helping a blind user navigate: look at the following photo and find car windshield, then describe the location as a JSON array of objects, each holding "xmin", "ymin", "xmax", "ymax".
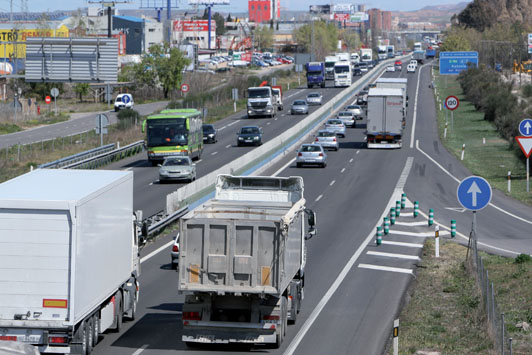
[
  {"xmin": 293, "ymin": 101, "xmax": 306, "ymax": 105},
  {"xmin": 163, "ymin": 158, "xmax": 190, "ymax": 166},
  {"xmin": 248, "ymin": 88, "xmax": 271, "ymax": 98},
  {"xmin": 317, "ymin": 131, "xmax": 335, "ymax": 137},
  {"xmin": 339, "ymin": 112, "xmax": 352, "ymax": 117},
  {"xmin": 327, "ymin": 120, "xmax": 342, "ymax": 125},
  {"xmin": 203, "ymin": 125, "xmax": 215, "ymax": 133},
  {"xmin": 241, "ymin": 127, "xmax": 260, "ymax": 134},
  {"xmin": 308, "ymin": 93, "xmax": 320, "ymax": 98},
  {"xmin": 116, "ymin": 97, "xmax": 122, "ymax": 102},
  {"xmin": 348, "ymin": 105, "xmax": 360, "ymax": 110},
  {"xmin": 300, "ymin": 145, "xmax": 321, "ymax": 152}
]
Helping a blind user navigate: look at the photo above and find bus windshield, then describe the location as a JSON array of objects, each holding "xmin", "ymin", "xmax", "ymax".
[{"xmin": 147, "ymin": 118, "xmax": 188, "ymax": 146}]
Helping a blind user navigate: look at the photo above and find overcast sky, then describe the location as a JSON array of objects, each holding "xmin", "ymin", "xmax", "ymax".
[{"xmin": 9, "ymin": 0, "xmax": 469, "ymax": 14}]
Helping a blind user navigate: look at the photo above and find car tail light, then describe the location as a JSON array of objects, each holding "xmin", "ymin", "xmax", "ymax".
[
  {"xmin": 315, "ymin": 138, "xmax": 319, "ymax": 142},
  {"xmin": 183, "ymin": 312, "xmax": 201, "ymax": 321},
  {"xmin": 172, "ymin": 244, "xmax": 179, "ymax": 252},
  {"xmin": 298, "ymin": 153, "xmax": 302, "ymax": 156},
  {"xmin": 333, "ymin": 138, "xmax": 337, "ymax": 142},
  {"xmin": 319, "ymin": 153, "xmax": 323, "ymax": 157},
  {"xmin": 263, "ymin": 315, "xmax": 280, "ymax": 321},
  {"xmin": 0, "ymin": 336, "xmax": 17, "ymax": 341},
  {"xmin": 49, "ymin": 336, "xmax": 68, "ymax": 344}
]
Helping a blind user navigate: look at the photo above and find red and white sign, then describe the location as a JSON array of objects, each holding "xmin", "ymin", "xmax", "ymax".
[
  {"xmin": 445, "ymin": 95, "xmax": 459, "ymax": 111},
  {"xmin": 180, "ymin": 83, "xmax": 190, "ymax": 93},
  {"xmin": 241, "ymin": 51, "xmax": 252, "ymax": 62},
  {"xmin": 516, "ymin": 136, "xmax": 532, "ymax": 158},
  {"xmin": 333, "ymin": 13, "xmax": 350, "ymax": 22},
  {"xmin": 173, "ymin": 20, "xmax": 215, "ymax": 32},
  {"xmin": 45, "ymin": 96, "xmax": 51, "ymax": 104}
]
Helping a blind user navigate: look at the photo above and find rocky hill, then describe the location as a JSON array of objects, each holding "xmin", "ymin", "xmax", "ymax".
[
  {"xmin": 393, "ymin": 2, "xmax": 469, "ymax": 26},
  {"xmin": 457, "ymin": 0, "xmax": 532, "ymax": 30}
]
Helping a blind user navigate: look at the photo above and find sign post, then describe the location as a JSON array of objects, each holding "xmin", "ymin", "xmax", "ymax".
[
  {"xmin": 517, "ymin": 118, "xmax": 532, "ymax": 192},
  {"xmin": 94, "ymin": 114, "xmax": 109, "ymax": 147},
  {"xmin": 51, "ymin": 88, "xmax": 59, "ymax": 116},
  {"xmin": 295, "ymin": 64, "xmax": 303, "ymax": 86},
  {"xmin": 445, "ymin": 95, "xmax": 459, "ymax": 132},
  {"xmin": 232, "ymin": 88, "xmax": 238, "ymax": 113},
  {"xmin": 180, "ymin": 83, "xmax": 190, "ymax": 98}
]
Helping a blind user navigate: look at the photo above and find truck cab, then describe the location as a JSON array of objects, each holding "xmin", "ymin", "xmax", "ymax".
[
  {"xmin": 305, "ymin": 62, "xmax": 326, "ymax": 88},
  {"xmin": 247, "ymin": 86, "xmax": 276, "ymax": 118},
  {"xmin": 271, "ymin": 86, "xmax": 284, "ymax": 111}
]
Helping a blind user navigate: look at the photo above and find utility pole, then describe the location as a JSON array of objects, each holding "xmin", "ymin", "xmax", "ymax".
[
  {"xmin": 311, "ymin": 18, "xmax": 315, "ymax": 62},
  {"xmin": 88, "ymin": 0, "xmax": 130, "ymax": 38}
]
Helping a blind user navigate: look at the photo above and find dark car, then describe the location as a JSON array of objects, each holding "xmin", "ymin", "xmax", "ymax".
[
  {"xmin": 237, "ymin": 126, "xmax": 263, "ymax": 146},
  {"xmin": 202, "ymin": 124, "xmax": 217, "ymax": 143}
]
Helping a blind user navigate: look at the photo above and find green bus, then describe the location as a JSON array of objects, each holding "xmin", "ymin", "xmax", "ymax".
[{"xmin": 142, "ymin": 108, "xmax": 204, "ymax": 165}]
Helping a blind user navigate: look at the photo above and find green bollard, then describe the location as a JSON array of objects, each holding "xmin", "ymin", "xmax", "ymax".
[
  {"xmin": 390, "ymin": 208, "xmax": 396, "ymax": 225},
  {"xmin": 451, "ymin": 220, "xmax": 456, "ymax": 238},
  {"xmin": 383, "ymin": 217, "xmax": 390, "ymax": 235},
  {"xmin": 376, "ymin": 226, "xmax": 383, "ymax": 246},
  {"xmin": 413, "ymin": 201, "xmax": 419, "ymax": 218},
  {"xmin": 395, "ymin": 201, "xmax": 401, "ymax": 216},
  {"xmin": 401, "ymin": 193, "xmax": 406, "ymax": 209},
  {"xmin": 428, "ymin": 209, "xmax": 434, "ymax": 226}
]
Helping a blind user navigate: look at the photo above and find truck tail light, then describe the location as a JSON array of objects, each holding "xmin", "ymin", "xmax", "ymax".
[
  {"xmin": 263, "ymin": 315, "xmax": 280, "ymax": 321},
  {"xmin": 183, "ymin": 312, "xmax": 201, "ymax": 321},
  {"xmin": 172, "ymin": 244, "xmax": 179, "ymax": 252},
  {"xmin": 49, "ymin": 335, "xmax": 68, "ymax": 344},
  {"xmin": 0, "ymin": 336, "xmax": 17, "ymax": 341}
]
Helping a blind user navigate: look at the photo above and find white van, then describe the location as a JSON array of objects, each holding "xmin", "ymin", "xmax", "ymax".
[
  {"xmin": 114, "ymin": 93, "xmax": 134, "ymax": 112},
  {"xmin": 407, "ymin": 63, "xmax": 416, "ymax": 73}
]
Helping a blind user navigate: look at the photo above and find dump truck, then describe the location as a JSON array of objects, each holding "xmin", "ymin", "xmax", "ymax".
[
  {"xmin": 366, "ymin": 88, "xmax": 404, "ymax": 148},
  {"xmin": 0, "ymin": 169, "xmax": 141, "ymax": 354},
  {"xmin": 178, "ymin": 175, "xmax": 317, "ymax": 348}
]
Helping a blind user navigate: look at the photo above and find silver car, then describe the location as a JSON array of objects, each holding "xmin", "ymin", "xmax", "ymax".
[
  {"xmin": 291, "ymin": 100, "xmax": 309, "ymax": 115},
  {"xmin": 345, "ymin": 104, "xmax": 363, "ymax": 117},
  {"xmin": 337, "ymin": 111, "xmax": 356, "ymax": 128},
  {"xmin": 324, "ymin": 119, "xmax": 346, "ymax": 137},
  {"xmin": 314, "ymin": 130, "xmax": 339, "ymax": 151},
  {"xmin": 170, "ymin": 233, "xmax": 180, "ymax": 269},
  {"xmin": 158, "ymin": 156, "xmax": 196, "ymax": 183},
  {"xmin": 296, "ymin": 144, "xmax": 327, "ymax": 168},
  {"xmin": 306, "ymin": 92, "xmax": 323, "ymax": 105}
]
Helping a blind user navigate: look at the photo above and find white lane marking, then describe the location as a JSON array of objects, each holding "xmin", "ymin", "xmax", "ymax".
[
  {"xmin": 349, "ymin": 158, "xmax": 354, "ymax": 163},
  {"xmin": 363, "ymin": 136, "xmax": 367, "ymax": 141},
  {"xmin": 416, "ymin": 140, "xmax": 532, "ymax": 226},
  {"xmin": 315, "ymin": 194, "xmax": 323, "ymax": 202},
  {"xmin": 389, "ymin": 230, "xmax": 449, "ymax": 237},
  {"xmin": 141, "ymin": 240, "xmax": 173, "ymax": 263},
  {"xmin": 196, "ymin": 159, "xmax": 202, "ymax": 163},
  {"xmin": 367, "ymin": 251, "xmax": 421, "ymax": 261},
  {"xmin": 218, "ymin": 125, "xmax": 227, "ymax": 131},
  {"xmin": 381, "ymin": 240, "xmax": 423, "ymax": 248},
  {"xmin": 329, "ymin": 180, "xmax": 335, "ymax": 186},
  {"xmin": 275, "ymin": 117, "xmax": 278, "ymax": 120},
  {"xmin": 149, "ymin": 181, "xmax": 156, "ymax": 186},
  {"xmin": 227, "ymin": 120, "xmax": 240, "ymax": 127},
  {"xmin": 283, "ymin": 156, "xmax": 414, "ymax": 355},
  {"xmin": 285, "ymin": 91, "xmax": 299, "ymax": 100},
  {"xmin": 266, "ymin": 122, "xmax": 271, "ymax": 125},
  {"xmin": 358, "ymin": 264, "xmax": 414, "ymax": 275},
  {"xmin": 273, "ymin": 157, "xmax": 296, "ymax": 177},
  {"xmin": 211, "ymin": 151, "xmax": 218, "ymax": 156},
  {"xmin": 394, "ymin": 221, "xmax": 428, "ymax": 226},
  {"xmin": 356, "ymin": 150, "xmax": 360, "ymax": 154},
  {"xmin": 131, "ymin": 344, "xmax": 149, "ymax": 355},
  {"xmin": 410, "ymin": 63, "xmax": 425, "ymax": 149},
  {"xmin": 341, "ymin": 168, "xmax": 346, "ymax": 173},
  {"xmin": 225, "ymin": 144, "xmax": 231, "ymax": 148}
]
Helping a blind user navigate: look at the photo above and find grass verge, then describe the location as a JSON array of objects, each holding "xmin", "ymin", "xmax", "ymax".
[
  {"xmin": 0, "ymin": 122, "xmax": 22, "ymax": 134},
  {"xmin": 433, "ymin": 71, "xmax": 532, "ymax": 206}
]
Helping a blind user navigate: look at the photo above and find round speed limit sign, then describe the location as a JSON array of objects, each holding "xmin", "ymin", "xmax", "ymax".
[
  {"xmin": 445, "ymin": 95, "xmax": 459, "ymax": 111},
  {"xmin": 180, "ymin": 83, "xmax": 190, "ymax": 93}
]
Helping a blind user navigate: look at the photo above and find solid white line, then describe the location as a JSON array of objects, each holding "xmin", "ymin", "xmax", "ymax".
[
  {"xmin": 358, "ymin": 263, "xmax": 414, "ymax": 275},
  {"xmin": 381, "ymin": 240, "xmax": 423, "ymax": 248},
  {"xmin": 410, "ymin": 64, "xmax": 424, "ymax": 149},
  {"xmin": 389, "ymin": 230, "xmax": 449, "ymax": 237},
  {"xmin": 272, "ymin": 157, "xmax": 296, "ymax": 177},
  {"xmin": 394, "ymin": 221, "xmax": 428, "ymax": 226},
  {"xmin": 329, "ymin": 180, "xmax": 336, "ymax": 186},
  {"xmin": 341, "ymin": 168, "xmax": 346, "ymax": 173},
  {"xmin": 141, "ymin": 240, "xmax": 173, "ymax": 263},
  {"xmin": 416, "ymin": 140, "xmax": 532, "ymax": 226},
  {"xmin": 211, "ymin": 151, "xmax": 218, "ymax": 156},
  {"xmin": 283, "ymin": 156, "xmax": 414, "ymax": 355},
  {"xmin": 315, "ymin": 194, "xmax": 323, "ymax": 202},
  {"xmin": 225, "ymin": 144, "xmax": 231, "ymax": 148},
  {"xmin": 285, "ymin": 91, "xmax": 299, "ymax": 100},
  {"xmin": 367, "ymin": 251, "xmax": 421, "ymax": 261},
  {"xmin": 131, "ymin": 344, "xmax": 149, "ymax": 355}
]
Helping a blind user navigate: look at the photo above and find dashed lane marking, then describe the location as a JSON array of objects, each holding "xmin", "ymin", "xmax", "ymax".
[
  {"xmin": 131, "ymin": 344, "xmax": 149, "ymax": 355},
  {"xmin": 211, "ymin": 151, "xmax": 218, "ymax": 156},
  {"xmin": 315, "ymin": 194, "xmax": 323, "ymax": 202},
  {"xmin": 349, "ymin": 158, "xmax": 354, "ymax": 163},
  {"xmin": 225, "ymin": 144, "xmax": 231, "ymax": 148},
  {"xmin": 341, "ymin": 168, "xmax": 346, "ymax": 173}
]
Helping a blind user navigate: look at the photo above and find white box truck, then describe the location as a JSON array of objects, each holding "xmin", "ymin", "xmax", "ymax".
[
  {"xmin": 0, "ymin": 169, "xmax": 141, "ymax": 354},
  {"xmin": 324, "ymin": 55, "xmax": 338, "ymax": 80},
  {"xmin": 366, "ymin": 88, "xmax": 404, "ymax": 148},
  {"xmin": 376, "ymin": 77, "xmax": 408, "ymax": 121},
  {"xmin": 178, "ymin": 175, "xmax": 317, "ymax": 348}
]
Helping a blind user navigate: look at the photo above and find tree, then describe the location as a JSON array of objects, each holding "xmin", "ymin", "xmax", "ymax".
[
  {"xmin": 440, "ymin": 32, "xmax": 472, "ymax": 52},
  {"xmin": 29, "ymin": 82, "xmax": 64, "ymax": 100},
  {"xmin": 212, "ymin": 12, "xmax": 226, "ymax": 36},
  {"xmin": 226, "ymin": 13, "xmax": 232, "ymax": 22},
  {"xmin": 73, "ymin": 83, "xmax": 90, "ymax": 102},
  {"xmin": 147, "ymin": 43, "xmax": 191, "ymax": 99},
  {"xmin": 69, "ymin": 9, "xmax": 86, "ymax": 38},
  {"xmin": 294, "ymin": 21, "xmax": 337, "ymax": 61},
  {"xmin": 253, "ymin": 26, "xmax": 274, "ymax": 51},
  {"xmin": 339, "ymin": 29, "xmax": 360, "ymax": 52}
]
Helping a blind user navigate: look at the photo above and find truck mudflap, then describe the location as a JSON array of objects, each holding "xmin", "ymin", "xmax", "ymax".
[{"xmin": 182, "ymin": 321, "xmax": 277, "ymax": 344}]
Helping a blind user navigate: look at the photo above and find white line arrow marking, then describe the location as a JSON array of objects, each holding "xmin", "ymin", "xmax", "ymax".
[{"xmin": 467, "ymin": 181, "xmax": 481, "ymax": 207}]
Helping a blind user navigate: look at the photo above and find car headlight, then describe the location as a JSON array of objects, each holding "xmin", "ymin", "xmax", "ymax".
[
  {"xmin": 160, "ymin": 171, "xmax": 169, "ymax": 175},
  {"xmin": 254, "ymin": 136, "xmax": 259, "ymax": 140},
  {"xmin": 208, "ymin": 134, "xmax": 214, "ymax": 137},
  {"xmin": 238, "ymin": 137, "xmax": 243, "ymax": 140}
]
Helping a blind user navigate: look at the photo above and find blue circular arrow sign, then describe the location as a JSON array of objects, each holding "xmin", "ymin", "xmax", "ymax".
[
  {"xmin": 519, "ymin": 118, "xmax": 532, "ymax": 137},
  {"xmin": 122, "ymin": 95, "xmax": 131, "ymax": 104},
  {"xmin": 457, "ymin": 176, "xmax": 492, "ymax": 211}
]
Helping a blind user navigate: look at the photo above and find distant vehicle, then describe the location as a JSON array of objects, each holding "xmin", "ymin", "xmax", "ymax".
[
  {"xmin": 375, "ymin": 77, "xmax": 408, "ymax": 124},
  {"xmin": 202, "ymin": 124, "xmax": 217, "ymax": 143},
  {"xmin": 350, "ymin": 52, "xmax": 360, "ymax": 66},
  {"xmin": 306, "ymin": 92, "xmax": 323, "ymax": 105},
  {"xmin": 296, "ymin": 144, "xmax": 328, "ymax": 168},
  {"xmin": 386, "ymin": 65, "xmax": 395, "ymax": 72},
  {"xmin": 360, "ymin": 48, "xmax": 372, "ymax": 63},
  {"xmin": 366, "ymin": 88, "xmax": 404, "ymax": 148},
  {"xmin": 159, "ymin": 155, "xmax": 197, "ymax": 183},
  {"xmin": 409, "ymin": 60, "xmax": 418, "ymax": 68},
  {"xmin": 357, "ymin": 90, "xmax": 369, "ymax": 105},
  {"xmin": 407, "ymin": 63, "xmax": 416, "ymax": 73},
  {"xmin": 425, "ymin": 47, "xmax": 436, "ymax": 59},
  {"xmin": 290, "ymin": 100, "xmax": 309, "ymax": 115},
  {"xmin": 387, "ymin": 45, "xmax": 395, "ymax": 58},
  {"xmin": 353, "ymin": 67, "xmax": 362, "ymax": 76},
  {"xmin": 394, "ymin": 60, "xmax": 402, "ymax": 70},
  {"xmin": 143, "ymin": 109, "xmax": 204, "ymax": 165},
  {"xmin": 357, "ymin": 62, "xmax": 369, "ymax": 73},
  {"xmin": 334, "ymin": 61, "xmax": 352, "ymax": 87},
  {"xmin": 305, "ymin": 62, "xmax": 326, "ymax": 88},
  {"xmin": 377, "ymin": 45, "xmax": 387, "ymax": 60},
  {"xmin": 170, "ymin": 233, "xmax": 180, "ymax": 269},
  {"xmin": 114, "ymin": 93, "xmax": 134, "ymax": 112},
  {"xmin": 413, "ymin": 42, "xmax": 422, "ymax": 51},
  {"xmin": 314, "ymin": 130, "xmax": 339, "ymax": 151},
  {"xmin": 335, "ymin": 52, "xmax": 350, "ymax": 62},
  {"xmin": 337, "ymin": 111, "xmax": 356, "ymax": 128},
  {"xmin": 272, "ymin": 85, "xmax": 284, "ymax": 111},
  {"xmin": 237, "ymin": 126, "xmax": 263, "ymax": 146},
  {"xmin": 247, "ymin": 86, "xmax": 276, "ymax": 118},
  {"xmin": 345, "ymin": 104, "xmax": 363, "ymax": 117},
  {"xmin": 413, "ymin": 50, "xmax": 425, "ymax": 64},
  {"xmin": 324, "ymin": 55, "xmax": 339, "ymax": 80},
  {"xmin": 324, "ymin": 119, "xmax": 346, "ymax": 137}
]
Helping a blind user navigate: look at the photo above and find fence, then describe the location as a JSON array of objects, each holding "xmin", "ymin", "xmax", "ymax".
[{"xmin": 469, "ymin": 238, "xmax": 513, "ymax": 354}]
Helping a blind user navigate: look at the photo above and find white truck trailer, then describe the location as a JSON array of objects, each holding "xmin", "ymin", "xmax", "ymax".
[
  {"xmin": 178, "ymin": 175, "xmax": 317, "ymax": 348},
  {"xmin": 366, "ymin": 88, "xmax": 404, "ymax": 148},
  {"xmin": 376, "ymin": 77, "xmax": 408, "ymax": 123},
  {"xmin": 0, "ymin": 169, "xmax": 140, "ymax": 354},
  {"xmin": 324, "ymin": 55, "xmax": 338, "ymax": 80}
]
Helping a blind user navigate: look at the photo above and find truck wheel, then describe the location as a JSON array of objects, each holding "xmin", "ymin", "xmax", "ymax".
[
  {"xmin": 81, "ymin": 321, "xmax": 89, "ymax": 355},
  {"xmin": 92, "ymin": 314, "xmax": 99, "ymax": 348},
  {"xmin": 114, "ymin": 292, "xmax": 123, "ymax": 333},
  {"xmin": 87, "ymin": 318, "xmax": 94, "ymax": 354}
]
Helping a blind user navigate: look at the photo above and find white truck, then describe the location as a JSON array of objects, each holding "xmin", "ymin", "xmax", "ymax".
[
  {"xmin": 350, "ymin": 52, "xmax": 360, "ymax": 66},
  {"xmin": 178, "ymin": 175, "xmax": 317, "ymax": 348},
  {"xmin": 324, "ymin": 55, "xmax": 339, "ymax": 80},
  {"xmin": 0, "ymin": 169, "xmax": 140, "ymax": 354},
  {"xmin": 360, "ymin": 48, "xmax": 373, "ymax": 63},
  {"xmin": 376, "ymin": 77, "xmax": 408, "ymax": 123},
  {"xmin": 334, "ymin": 61, "xmax": 352, "ymax": 87},
  {"xmin": 366, "ymin": 88, "xmax": 404, "ymax": 148},
  {"xmin": 247, "ymin": 86, "xmax": 276, "ymax": 118},
  {"xmin": 335, "ymin": 52, "xmax": 350, "ymax": 62},
  {"xmin": 377, "ymin": 45, "xmax": 387, "ymax": 60}
]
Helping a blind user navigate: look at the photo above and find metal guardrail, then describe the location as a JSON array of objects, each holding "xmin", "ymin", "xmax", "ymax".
[
  {"xmin": 39, "ymin": 143, "xmax": 115, "ymax": 168},
  {"xmin": 142, "ymin": 206, "xmax": 189, "ymax": 239},
  {"xmin": 62, "ymin": 140, "xmax": 145, "ymax": 170}
]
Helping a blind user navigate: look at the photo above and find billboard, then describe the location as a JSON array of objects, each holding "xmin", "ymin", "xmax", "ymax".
[
  {"xmin": 350, "ymin": 12, "xmax": 368, "ymax": 22},
  {"xmin": 173, "ymin": 20, "xmax": 215, "ymax": 32},
  {"xmin": 0, "ymin": 25, "xmax": 69, "ymax": 58},
  {"xmin": 332, "ymin": 3, "xmax": 353, "ymax": 13},
  {"xmin": 334, "ymin": 13, "xmax": 350, "ymax": 22},
  {"xmin": 187, "ymin": 0, "xmax": 229, "ymax": 4},
  {"xmin": 309, "ymin": 5, "xmax": 330, "ymax": 14},
  {"xmin": 439, "ymin": 51, "xmax": 479, "ymax": 75}
]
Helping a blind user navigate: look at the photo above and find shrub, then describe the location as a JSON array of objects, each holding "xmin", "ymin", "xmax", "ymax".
[
  {"xmin": 522, "ymin": 84, "xmax": 532, "ymax": 98},
  {"xmin": 117, "ymin": 109, "xmax": 140, "ymax": 130},
  {"xmin": 514, "ymin": 253, "xmax": 532, "ymax": 264}
]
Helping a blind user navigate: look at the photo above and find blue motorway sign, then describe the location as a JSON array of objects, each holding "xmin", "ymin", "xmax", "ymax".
[
  {"xmin": 457, "ymin": 176, "xmax": 492, "ymax": 211},
  {"xmin": 519, "ymin": 118, "xmax": 532, "ymax": 137},
  {"xmin": 439, "ymin": 51, "xmax": 478, "ymax": 75}
]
